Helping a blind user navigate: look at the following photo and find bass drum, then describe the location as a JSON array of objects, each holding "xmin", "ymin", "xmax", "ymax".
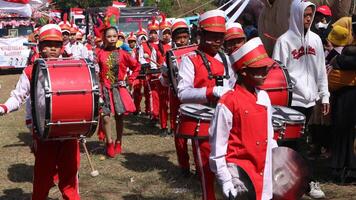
[
  {"xmin": 259, "ymin": 61, "xmax": 293, "ymax": 107},
  {"xmin": 31, "ymin": 58, "xmax": 99, "ymax": 140},
  {"xmin": 166, "ymin": 45, "xmax": 198, "ymax": 95}
]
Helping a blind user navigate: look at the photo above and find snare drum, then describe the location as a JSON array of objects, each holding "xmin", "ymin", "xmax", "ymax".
[
  {"xmin": 272, "ymin": 106, "xmax": 305, "ymax": 140},
  {"xmin": 166, "ymin": 45, "xmax": 198, "ymax": 95},
  {"xmin": 175, "ymin": 103, "xmax": 215, "ymax": 139},
  {"xmin": 259, "ymin": 61, "xmax": 293, "ymax": 106},
  {"xmin": 31, "ymin": 58, "xmax": 99, "ymax": 140}
]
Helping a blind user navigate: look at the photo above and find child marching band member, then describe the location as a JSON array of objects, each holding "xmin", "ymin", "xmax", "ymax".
[
  {"xmin": 138, "ymin": 18, "xmax": 164, "ymax": 123},
  {"xmin": 133, "ymin": 26, "xmax": 150, "ymax": 115},
  {"xmin": 223, "ymin": 22, "xmax": 246, "ymax": 55},
  {"xmin": 0, "ymin": 24, "xmax": 81, "ymax": 200},
  {"xmin": 157, "ymin": 14, "xmax": 172, "ymax": 137},
  {"xmin": 166, "ymin": 18, "xmax": 192, "ymax": 175},
  {"xmin": 209, "ymin": 37, "xmax": 277, "ymax": 200},
  {"xmin": 177, "ymin": 10, "xmax": 236, "ymax": 200},
  {"xmin": 97, "ymin": 6, "xmax": 140, "ymax": 158}
]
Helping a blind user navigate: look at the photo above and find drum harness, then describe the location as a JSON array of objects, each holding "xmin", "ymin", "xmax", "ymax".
[
  {"xmin": 194, "ymin": 50, "xmax": 230, "ymax": 87},
  {"xmin": 176, "ymin": 50, "xmax": 230, "ymax": 136}
]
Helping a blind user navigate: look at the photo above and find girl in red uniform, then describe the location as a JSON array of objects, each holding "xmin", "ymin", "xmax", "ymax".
[{"xmin": 97, "ymin": 7, "xmax": 140, "ymax": 158}]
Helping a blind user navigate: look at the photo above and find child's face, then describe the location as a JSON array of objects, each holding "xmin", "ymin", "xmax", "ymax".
[
  {"xmin": 128, "ymin": 40, "xmax": 136, "ymax": 49},
  {"xmin": 162, "ymin": 29, "xmax": 171, "ymax": 43},
  {"xmin": 149, "ymin": 30, "xmax": 158, "ymax": 42},
  {"xmin": 173, "ymin": 32, "xmax": 189, "ymax": 47},
  {"xmin": 39, "ymin": 41, "xmax": 63, "ymax": 58},
  {"xmin": 105, "ymin": 29, "xmax": 118, "ymax": 47},
  {"xmin": 241, "ymin": 66, "xmax": 269, "ymax": 87},
  {"xmin": 224, "ymin": 37, "xmax": 245, "ymax": 55}
]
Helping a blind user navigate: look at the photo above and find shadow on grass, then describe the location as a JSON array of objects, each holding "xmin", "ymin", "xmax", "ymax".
[
  {"xmin": 3, "ymin": 132, "xmax": 32, "ymax": 149},
  {"xmin": 79, "ymin": 140, "xmax": 105, "ymax": 156},
  {"xmin": 7, "ymin": 163, "xmax": 33, "ymax": 183},
  {"xmin": 123, "ymin": 114, "xmax": 161, "ymax": 136},
  {"xmin": 122, "ymin": 152, "xmax": 201, "ymax": 197},
  {"xmin": 0, "ymin": 188, "xmax": 31, "ymax": 200}
]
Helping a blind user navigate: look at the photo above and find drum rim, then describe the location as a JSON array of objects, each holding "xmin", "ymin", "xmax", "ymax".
[
  {"xmin": 179, "ymin": 103, "xmax": 214, "ymax": 121},
  {"xmin": 31, "ymin": 58, "xmax": 51, "ymax": 139},
  {"xmin": 272, "ymin": 106, "xmax": 306, "ymax": 123}
]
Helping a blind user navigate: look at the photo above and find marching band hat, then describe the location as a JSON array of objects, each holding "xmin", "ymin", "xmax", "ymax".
[
  {"xmin": 171, "ymin": 18, "xmax": 189, "ymax": 33},
  {"xmin": 159, "ymin": 13, "xmax": 172, "ymax": 32},
  {"xmin": 225, "ymin": 22, "xmax": 245, "ymax": 41},
  {"xmin": 148, "ymin": 17, "xmax": 159, "ymax": 31},
  {"xmin": 127, "ymin": 32, "xmax": 137, "ymax": 41},
  {"xmin": 39, "ymin": 24, "xmax": 63, "ymax": 42},
  {"xmin": 230, "ymin": 37, "xmax": 274, "ymax": 71},
  {"xmin": 199, "ymin": 9, "xmax": 226, "ymax": 33}
]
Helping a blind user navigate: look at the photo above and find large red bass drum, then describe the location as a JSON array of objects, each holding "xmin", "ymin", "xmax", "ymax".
[
  {"xmin": 31, "ymin": 58, "xmax": 99, "ymax": 140},
  {"xmin": 259, "ymin": 61, "xmax": 293, "ymax": 107}
]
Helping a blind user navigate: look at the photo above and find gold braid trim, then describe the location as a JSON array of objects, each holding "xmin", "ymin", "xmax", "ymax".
[{"xmin": 243, "ymin": 53, "xmax": 268, "ymax": 67}]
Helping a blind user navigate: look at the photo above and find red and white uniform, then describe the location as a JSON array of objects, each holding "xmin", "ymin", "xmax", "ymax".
[
  {"xmin": 97, "ymin": 48, "xmax": 140, "ymax": 115},
  {"xmin": 1, "ymin": 65, "xmax": 80, "ymax": 200},
  {"xmin": 68, "ymin": 41, "xmax": 89, "ymax": 59},
  {"xmin": 209, "ymin": 85, "xmax": 277, "ymax": 200},
  {"xmin": 177, "ymin": 51, "xmax": 236, "ymax": 200},
  {"xmin": 157, "ymin": 41, "xmax": 171, "ymax": 129},
  {"xmin": 138, "ymin": 40, "xmax": 164, "ymax": 119}
]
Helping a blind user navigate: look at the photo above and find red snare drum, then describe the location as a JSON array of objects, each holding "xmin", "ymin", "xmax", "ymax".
[
  {"xmin": 259, "ymin": 61, "xmax": 293, "ymax": 106},
  {"xmin": 166, "ymin": 45, "xmax": 198, "ymax": 95},
  {"xmin": 176, "ymin": 104, "xmax": 214, "ymax": 139},
  {"xmin": 272, "ymin": 106, "xmax": 305, "ymax": 140},
  {"xmin": 31, "ymin": 58, "xmax": 99, "ymax": 140}
]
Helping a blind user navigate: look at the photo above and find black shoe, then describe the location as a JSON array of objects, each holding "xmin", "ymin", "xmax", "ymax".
[
  {"xmin": 160, "ymin": 128, "xmax": 168, "ymax": 137},
  {"xmin": 181, "ymin": 168, "xmax": 191, "ymax": 178}
]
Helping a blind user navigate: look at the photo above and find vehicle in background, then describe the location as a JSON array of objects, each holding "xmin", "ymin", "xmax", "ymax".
[
  {"xmin": 0, "ymin": 12, "xmax": 32, "ymax": 70},
  {"xmin": 87, "ymin": 6, "xmax": 159, "ymax": 37}
]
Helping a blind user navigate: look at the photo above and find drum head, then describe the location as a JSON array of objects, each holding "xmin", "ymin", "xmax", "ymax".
[
  {"xmin": 31, "ymin": 59, "xmax": 50, "ymax": 138},
  {"xmin": 179, "ymin": 104, "xmax": 215, "ymax": 121},
  {"xmin": 272, "ymin": 147, "xmax": 310, "ymax": 200},
  {"xmin": 272, "ymin": 106, "xmax": 305, "ymax": 123}
]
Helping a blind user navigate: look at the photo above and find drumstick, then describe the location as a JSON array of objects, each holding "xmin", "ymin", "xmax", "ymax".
[
  {"xmin": 80, "ymin": 137, "xmax": 99, "ymax": 177},
  {"xmin": 143, "ymin": 53, "xmax": 163, "ymax": 68}
]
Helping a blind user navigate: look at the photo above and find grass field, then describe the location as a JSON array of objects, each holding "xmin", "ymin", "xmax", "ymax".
[{"xmin": 0, "ymin": 73, "xmax": 355, "ymax": 200}]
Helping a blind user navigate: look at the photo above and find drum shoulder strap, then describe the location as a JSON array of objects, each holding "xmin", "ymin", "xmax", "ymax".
[
  {"xmin": 217, "ymin": 50, "xmax": 230, "ymax": 79},
  {"xmin": 194, "ymin": 49, "xmax": 214, "ymax": 80},
  {"xmin": 194, "ymin": 50, "xmax": 230, "ymax": 80}
]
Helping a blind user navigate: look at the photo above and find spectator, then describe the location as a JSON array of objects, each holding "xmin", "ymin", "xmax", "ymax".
[{"xmin": 273, "ymin": 0, "xmax": 330, "ymax": 198}]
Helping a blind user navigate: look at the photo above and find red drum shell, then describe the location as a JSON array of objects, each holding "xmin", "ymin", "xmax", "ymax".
[
  {"xmin": 176, "ymin": 115, "xmax": 210, "ymax": 139},
  {"xmin": 175, "ymin": 103, "xmax": 214, "ymax": 139},
  {"xmin": 259, "ymin": 62, "xmax": 292, "ymax": 107},
  {"xmin": 272, "ymin": 106, "xmax": 305, "ymax": 141},
  {"xmin": 31, "ymin": 58, "xmax": 99, "ymax": 140}
]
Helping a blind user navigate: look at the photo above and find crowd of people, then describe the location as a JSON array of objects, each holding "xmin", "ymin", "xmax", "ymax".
[{"xmin": 0, "ymin": 0, "xmax": 356, "ymax": 199}]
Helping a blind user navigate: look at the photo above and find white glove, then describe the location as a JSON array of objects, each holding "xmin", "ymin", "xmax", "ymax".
[
  {"xmin": 232, "ymin": 177, "xmax": 249, "ymax": 194},
  {"xmin": 222, "ymin": 181, "xmax": 237, "ymax": 198},
  {"xmin": 0, "ymin": 106, "xmax": 5, "ymax": 116},
  {"xmin": 213, "ymin": 86, "xmax": 231, "ymax": 98}
]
